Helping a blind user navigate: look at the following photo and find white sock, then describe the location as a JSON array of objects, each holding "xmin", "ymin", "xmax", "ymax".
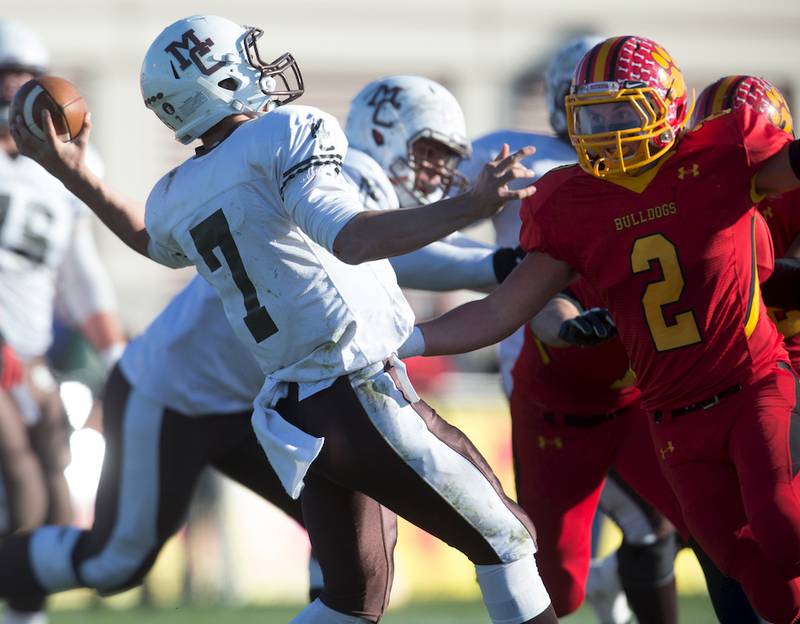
[
  {"xmin": 475, "ymin": 555, "xmax": 552, "ymax": 624},
  {"xmin": 585, "ymin": 554, "xmax": 633, "ymax": 624},
  {"xmin": 289, "ymin": 598, "xmax": 370, "ymax": 623},
  {"xmin": 2, "ymin": 608, "xmax": 48, "ymax": 624}
]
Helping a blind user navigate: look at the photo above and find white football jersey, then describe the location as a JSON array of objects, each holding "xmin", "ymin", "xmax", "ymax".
[
  {"xmin": 342, "ymin": 147, "xmax": 399, "ymax": 212},
  {"xmin": 145, "ymin": 105, "xmax": 414, "ymax": 386},
  {"xmin": 344, "ymin": 146, "xmax": 497, "ymax": 292},
  {"xmin": 459, "ymin": 131, "xmax": 576, "ymax": 393},
  {"xmin": 0, "ymin": 151, "xmax": 96, "ymax": 357},
  {"xmin": 120, "ymin": 276, "xmax": 262, "ymax": 415}
]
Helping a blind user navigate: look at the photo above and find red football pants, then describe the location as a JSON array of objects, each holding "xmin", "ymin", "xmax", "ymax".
[
  {"xmin": 648, "ymin": 363, "xmax": 800, "ymax": 624},
  {"xmin": 510, "ymin": 393, "xmax": 686, "ymax": 617}
]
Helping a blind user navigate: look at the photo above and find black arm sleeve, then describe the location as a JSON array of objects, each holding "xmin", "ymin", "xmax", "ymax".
[{"xmin": 761, "ymin": 258, "xmax": 800, "ymax": 309}]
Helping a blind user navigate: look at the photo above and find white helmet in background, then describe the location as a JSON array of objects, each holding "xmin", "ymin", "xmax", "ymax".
[
  {"xmin": 0, "ymin": 20, "xmax": 49, "ymax": 127},
  {"xmin": 346, "ymin": 75, "xmax": 471, "ymax": 208},
  {"xmin": 544, "ymin": 35, "xmax": 603, "ymax": 138},
  {"xmin": 140, "ymin": 15, "xmax": 303, "ymax": 145},
  {"xmin": 0, "ymin": 20, "xmax": 49, "ymax": 74}
]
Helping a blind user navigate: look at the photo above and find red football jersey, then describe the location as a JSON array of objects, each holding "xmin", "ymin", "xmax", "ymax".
[
  {"xmin": 759, "ymin": 190, "xmax": 800, "ymax": 369},
  {"xmin": 755, "ymin": 210, "xmax": 775, "ymax": 281},
  {"xmin": 512, "ymin": 277, "xmax": 640, "ymax": 415},
  {"xmin": 520, "ymin": 106, "xmax": 791, "ymax": 412}
]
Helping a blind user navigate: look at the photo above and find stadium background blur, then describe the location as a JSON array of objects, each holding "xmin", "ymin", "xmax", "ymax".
[{"xmin": 4, "ymin": 1, "xmax": 800, "ymax": 621}]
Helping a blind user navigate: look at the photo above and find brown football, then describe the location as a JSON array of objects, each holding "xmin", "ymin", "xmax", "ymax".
[{"xmin": 10, "ymin": 75, "xmax": 86, "ymax": 142}]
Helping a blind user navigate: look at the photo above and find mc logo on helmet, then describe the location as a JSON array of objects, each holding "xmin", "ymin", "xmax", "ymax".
[
  {"xmin": 164, "ymin": 29, "xmax": 225, "ymax": 76},
  {"xmin": 367, "ymin": 85, "xmax": 404, "ymax": 128}
]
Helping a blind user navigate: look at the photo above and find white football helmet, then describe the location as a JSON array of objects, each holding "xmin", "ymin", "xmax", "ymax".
[
  {"xmin": 544, "ymin": 35, "xmax": 603, "ymax": 138},
  {"xmin": 0, "ymin": 20, "xmax": 49, "ymax": 74},
  {"xmin": 345, "ymin": 75, "xmax": 471, "ymax": 207},
  {"xmin": 0, "ymin": 20, "xmax": 49, "ymax": 127},
  {"xmin": 140, "ymin": 15, "xmax": 303, "ymax": 145}
]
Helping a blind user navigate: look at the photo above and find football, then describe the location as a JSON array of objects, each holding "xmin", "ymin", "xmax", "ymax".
[{"xmin": 10, "ymin": 75, "xmax": 87, "ymax": 142}]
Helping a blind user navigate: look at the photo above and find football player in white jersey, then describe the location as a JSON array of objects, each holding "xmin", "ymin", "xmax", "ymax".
[
  {"xmin": 0, "ymin": 20, "xmax": 126, "ymax": 624},
  {"xmin": 9, "ymin": 15, "xmax": 557, "ymax": 624},
  {"xmin": 0, "ymin": 73, "xmax": 529, "ymax": 619}
]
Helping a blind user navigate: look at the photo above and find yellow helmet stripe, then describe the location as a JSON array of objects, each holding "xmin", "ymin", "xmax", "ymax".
[{"xmin": 592, "ymin": 37, "xmax": 622, "ymax": 83}]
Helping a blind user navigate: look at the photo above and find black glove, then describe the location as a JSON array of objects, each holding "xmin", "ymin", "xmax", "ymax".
[
  {"xmin": 492, "ymin": 246, "xmax": 526, "ymax": 283},
  {"xmin": 558, "ymin": 307, "xmax": 617, "ymax": 347}
]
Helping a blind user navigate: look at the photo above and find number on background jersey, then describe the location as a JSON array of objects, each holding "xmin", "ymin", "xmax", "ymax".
[
  {"xmin": 0, "ymin": 194, "xmax": 54, "ymax": 266},
  {"xmin": 190, "ymin": 209, "xmax": 278, "ymax": 343},
  {"xmin": 630, "ymin": 233, "xmax": 701, "ymax": 352}
]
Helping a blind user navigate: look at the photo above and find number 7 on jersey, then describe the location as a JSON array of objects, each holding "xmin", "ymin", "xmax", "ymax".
[{"xmin": 190, "ymin": 209, "xmax": 278, "ymax": 343}]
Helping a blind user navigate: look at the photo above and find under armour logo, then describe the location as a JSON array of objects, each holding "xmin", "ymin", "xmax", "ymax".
[
  {"xmin": 659, "ymin": 440, "xmax": 675, "ymax": 459},
  {"xmin": 366, "ymin": 85, "xmax": 404, "ymax": 128},
  {"xmin": 677, "ymin": 164, "xmax": 700, "ymax": 180},
  {"xmin": 538, "ymin": 435, "xmax": 563, "ymax": 450},
  {"xmin": 164, "ymin": 29, "xmax": 225, "ymax": 77},
  {"xmin": 762, "ymin": 205, "xmax": 775, "ymax": 219}
]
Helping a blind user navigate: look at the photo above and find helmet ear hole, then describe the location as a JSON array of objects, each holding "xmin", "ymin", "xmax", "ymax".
[
  {"xmin": 217, "ymin": 77, "xmax": 239, "ymax": 91},
  {"xmin": 372, "ymin": 129, "xmax": 384, "ymax": 146}
]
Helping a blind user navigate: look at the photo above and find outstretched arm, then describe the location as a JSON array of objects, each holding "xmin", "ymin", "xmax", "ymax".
[
  {"xmin": 411, "ymin": 251, "xmax": 574, "ymax": 356},
  {"xmin": 333, "ymin": 145, "xmax": 536, "ymax": 264},
  {"xmin": 11, "ymin": 111, "xmax": 151, "ymax": 257}
]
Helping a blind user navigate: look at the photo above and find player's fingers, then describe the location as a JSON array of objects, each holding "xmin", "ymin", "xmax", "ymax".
[
  {"xmin": 41, "ymin": 110, "xmax": 60, "ymax": 147},
  {"xmin": 493, "ymin": 146, "xmax": 536, "ymax": 174},
  {"xmin": 589, "ymin": 315, "xmax": 609, "ymax": 338},
  {"xmin": 498, "ymin": 162, "xmax": 536, "ymax": 185},
  {"xmin": 500, "ymin": 184, "xmax": 537, "ymax": 201},
  {"xmin": 575, "ymin": 316, "xmax": 594, "ymax": 336},
  {"xmin": 75, "ymin": 112, "xmax": 92, "ymax": 147}
]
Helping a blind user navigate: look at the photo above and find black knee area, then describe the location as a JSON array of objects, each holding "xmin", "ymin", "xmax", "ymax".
[
  {"xmin": 8, "ymin": 594, "xmax": 46, "ymax": 613},
  {"xmin": 617, "ymin": 532, "xmax": 677, "ymax": 589}
]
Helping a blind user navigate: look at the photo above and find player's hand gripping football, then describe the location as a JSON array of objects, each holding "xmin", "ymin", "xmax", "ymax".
[
  {"xmin": 558, "ymin": 307, "xmax": 618, "ymax": 347},
  {"xmin": 11, "ymin": 110, "xmax": 91, "ymax": 181},
  {"xmin": 468, "ymin": 144, "xmax": 537, "ymax": 217}
]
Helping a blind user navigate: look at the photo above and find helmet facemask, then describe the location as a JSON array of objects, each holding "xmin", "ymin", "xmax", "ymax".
[
  {"xmin": 567, "ymin": 81, "xmax": 685, "ymax": 177},
  {"xmin": 241, "ymin": 28, "xmax": 303, "ymax": 109},
  {"xmin": 388, "ymin": 131, "xmax": 470, "ymax": 205}
]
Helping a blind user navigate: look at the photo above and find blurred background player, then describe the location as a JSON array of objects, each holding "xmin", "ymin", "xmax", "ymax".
[
  {"xmin": 0, "ymin": 19, "xmax": 126, "ymax": 624},
  {"xmin": 0, "ymin": 73, "xmax": 523, "ymax": 617},
  {"xmin": 690, "ymin": 75, "xmax": 800, "ymax": 374},
  {"xmin": 344, "ymin": 74, "xmax": 523, "ymax": 290},
  {"xmin": 410, "ymin": 34, "xmax": 800, "ymax": 624}
]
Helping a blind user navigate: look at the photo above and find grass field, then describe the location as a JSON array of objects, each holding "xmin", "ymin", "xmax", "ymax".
[{"xmin": 48, "ymin": 596, "xmax": 718, "ymax": 623}]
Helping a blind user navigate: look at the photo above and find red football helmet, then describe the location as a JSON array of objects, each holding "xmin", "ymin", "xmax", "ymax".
[
  {"xmin": 690, "ymin": 75, "xmax": 794, "ymax": 136},
  {"xmin": 566, "ymin": 36, "xmax": 691, "ymax": 177}
]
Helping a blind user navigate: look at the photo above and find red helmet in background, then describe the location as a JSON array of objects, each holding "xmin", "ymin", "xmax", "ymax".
[
  {"xmin": 690, "ymin": 75, "xmax": 793, "ymax": 136},
  {"xmin": 566, "ymin": 36, "xmax": 691, "ymax": 178}
]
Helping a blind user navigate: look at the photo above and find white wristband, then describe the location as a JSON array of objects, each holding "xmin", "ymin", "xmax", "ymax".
[{"xmin": 397, "ymin": 326, "xmax": 425, "ymax": 359}]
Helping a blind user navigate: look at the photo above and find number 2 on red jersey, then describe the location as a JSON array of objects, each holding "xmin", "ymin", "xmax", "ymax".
[{"xmin": 631, "ymin": 233, "xmax": 702, "ymax": 352}]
